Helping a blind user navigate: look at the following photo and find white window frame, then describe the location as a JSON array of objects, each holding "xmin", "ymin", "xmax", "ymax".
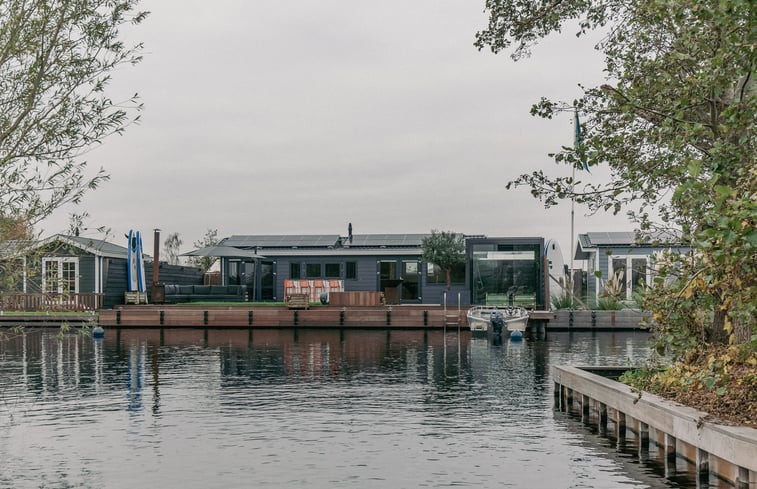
[
  {"xmin": 608, "ymin": 255, "xmax": 650, "ymax": 301},
  {"xmin": 42, "ymin": 257, "xmax": 79, "ymax": 294}
]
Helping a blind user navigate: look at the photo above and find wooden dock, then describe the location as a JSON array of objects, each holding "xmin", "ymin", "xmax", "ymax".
[
  {"xmin": 97, "ymin": 305, "xmax": 468, "ymax": 329},
  {"xmin": 0, "ymin": 306, "xmax": 647, "ymax": 331}
]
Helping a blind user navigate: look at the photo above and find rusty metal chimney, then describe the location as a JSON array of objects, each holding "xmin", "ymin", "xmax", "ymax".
[
  {"xmin": 153, "ymin": 228, "xmax": 160, "ymax": 285},
  {"xmin": 150, "ymin": 228, "xmax": 164, "ymax": 303}
]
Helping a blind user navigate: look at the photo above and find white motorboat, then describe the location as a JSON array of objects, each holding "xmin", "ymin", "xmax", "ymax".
[{"xmin": 466, "ymin": 306, "xmax": 529, "ymax": 333}]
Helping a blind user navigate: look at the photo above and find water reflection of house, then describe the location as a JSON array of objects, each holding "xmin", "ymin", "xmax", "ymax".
[
  {"xmin": 574, "ymin": 232, "xmax": 689, "ymax": 302},
  {"xmin": 207, "ymin": 231, "xmax": 557, "ymax": 308}
]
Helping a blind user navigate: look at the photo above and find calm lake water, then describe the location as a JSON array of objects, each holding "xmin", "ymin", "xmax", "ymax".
[{"xmin": 0, "ymin": 328, "xmax": 714, "ymax": 488}]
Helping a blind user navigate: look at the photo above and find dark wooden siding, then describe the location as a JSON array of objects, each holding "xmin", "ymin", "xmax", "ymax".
[
  {"xmin": 275, "ymin": 256, "xmax": 381, "ymax": 299},
  {"xmin": 345, "ymin": 258, "xmax": 378, "ymax": 292},
  {"xmin": 273, "ymin": 254, "xmax": 471, "ymax": 305},
  {"xmin": 103, "ymin": 260, "xmax": 204, "ymax": 309},
  {"xmin": 78, "ymin": 255, "xmax": 95, "ymax": 293}
]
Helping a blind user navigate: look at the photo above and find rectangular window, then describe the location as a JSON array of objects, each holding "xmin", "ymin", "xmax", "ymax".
[
  {"xmin": 44, "ymin": 260, "xmax": 59, "ymax": 293},
  {"xmin": 290, "ymin": 263, "xmax": 301, "ymax": 279},
  {"xmin": 345, "ymin": 261, "xmax": 357, "ymax": 280},
  {"xmin": 305, "ymin": 263, "xmax": 321, "ymax": 278},
  {"xmin": 62, "ymin": 262, "xmax": 76, "ymax": 293},
  {"xmin": 426, "ymin": 263, "xmax": 465, "ymax": 285},
  {"xmin": 324, "ymin": 263, "xmax": 340, "ymax": 278}
]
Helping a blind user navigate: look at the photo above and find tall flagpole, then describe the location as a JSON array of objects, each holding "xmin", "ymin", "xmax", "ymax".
[
  {"xmin": 570, "ymin": 163, "xmax": 575, "ymax": 276},
  {"xmin": 570, "ymin": 107, "xmax": 578, "ymax": 279}
]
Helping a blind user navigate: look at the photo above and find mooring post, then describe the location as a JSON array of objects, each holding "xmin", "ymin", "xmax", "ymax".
[
  {"xmin": 582, "ymin": 394, "xmax": 590, "ymax": 424},
  {"xmin": 554, "ymin": 382, "xmax": 561, "ymax": 409},
  {"xmin": 696, "ymin": 448, "xmax": 709, "ymax": 482},
  {"xmin": 616, "ymin": 411, "xmax": 626, "ymax": 439},
  {"xmin": 665, "ymin": 434, "xmax": 676, "ymax": 462},
  {"xmin": 639, "ymin": 422, "xmax": 650, "ymax": 456},
  {"xmin": 598, "ymin": 402, "xmax": 608, "ymax": 432},
  {"xmin": 736, "ymin": 466, "xmax": 749, "ymax": 489},
  {"xmin": 665, "ymin": 434, "xmax": 676, "ymax": 478}
]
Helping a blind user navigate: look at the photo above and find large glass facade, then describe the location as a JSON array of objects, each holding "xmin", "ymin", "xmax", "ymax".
[{"xmin": 469, "ymin": 241, "xmax": 543, "ymax": 308}]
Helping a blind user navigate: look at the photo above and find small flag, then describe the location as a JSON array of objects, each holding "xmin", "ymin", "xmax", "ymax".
[{"xmin": 574, "ymin": 108, "xmax": 590, "ymax": 172}]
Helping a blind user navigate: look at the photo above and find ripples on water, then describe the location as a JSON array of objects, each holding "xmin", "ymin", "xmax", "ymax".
[{"xmin": 0, "ymin": 328, "xmax": 704, "ymax": 488}]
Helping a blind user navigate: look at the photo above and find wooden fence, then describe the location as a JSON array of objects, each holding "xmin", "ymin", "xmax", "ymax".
[{"xmin": 0, "ymin": 293, "xmax": 103, "ymax": 312}]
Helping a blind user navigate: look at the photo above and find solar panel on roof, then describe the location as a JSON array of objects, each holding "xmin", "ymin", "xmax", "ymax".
[
  {"xmin": 220, "ymin": 235, "xmax": 340, "ymax": 248},
  {"xmin": 585, "ymin": 232, "xmax": 637, "ymax": 246},
  {"xmin": 348, "ymin": 234, "xmax": 428, "ymax": 247}
]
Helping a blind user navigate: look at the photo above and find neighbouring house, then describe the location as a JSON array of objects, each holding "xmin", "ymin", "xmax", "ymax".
[
  {"xmin": 574, "ymin": 231, "xmax": 689, "ymax": 303},
  {"xmin": 0, "ymin": 234, "xmax": 203, "ymax": 310},
  {"xmin": 199, "ymin": 232, "xmax": 559, "ymax": 308}
]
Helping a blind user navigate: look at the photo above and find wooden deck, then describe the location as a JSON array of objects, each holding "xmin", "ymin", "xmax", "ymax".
[
  {"xmin": 97, "ymin": 305, "xmax": 467, "ymax": 329},
  {"xmin": 0, "ymin": 312, "xmax": 97, "ymax": 327}
]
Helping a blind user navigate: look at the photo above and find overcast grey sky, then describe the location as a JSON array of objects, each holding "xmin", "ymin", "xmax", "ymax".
[{"xmin": 43, "ymin": 0, "xmax": 634, "ymax": 263}]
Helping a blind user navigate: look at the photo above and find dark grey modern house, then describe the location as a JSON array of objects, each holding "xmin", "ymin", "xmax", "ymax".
[{"xmin": 213, "ymin": 233, "xmax": 556, "ymax": 308}]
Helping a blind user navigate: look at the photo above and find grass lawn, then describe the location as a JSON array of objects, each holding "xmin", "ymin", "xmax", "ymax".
[{"xmin": 175, "ymin": 301, "xmax": 324, "ymax": 307}]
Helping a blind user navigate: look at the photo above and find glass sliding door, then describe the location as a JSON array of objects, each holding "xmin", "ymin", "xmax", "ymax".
[
  {"xmin": 243, "ymin": 261, "xmax": 255, "ymax": 301},
  {"xmin": 260, "ymin": 261, "xmax": 274, "ymax": 301},
  {"xmin": 610, "ymin": 258, "xmax": 628, "ymax": 298},
  {"xmin": 227, "ymin": 260, "xmax": 240, "ymax": 285},
  {"xmin": 609, "ymin": 256, "xmax": 649, "ymax": 300},
  {"xmin": 401, "ymin": 260, "xmax": 420, "ymax": 302}
]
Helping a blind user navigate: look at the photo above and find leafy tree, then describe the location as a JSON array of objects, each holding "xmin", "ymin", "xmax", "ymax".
[
  {"xmin": 476, "ymin": 0, "xmax": 756, "ymax": 353},
  {"xmin": 163, "ymin": 232, "xmax": 182, "ymax": 266},
  {"xmin": 189, "ymin": 228, "xmax": 219, "ymax": 272},
  {"xmin": 421, "ymin": 230, "xmax": 465, "ymax": 291},
  {"xmin": 0, "ymin": 0, "xmax": 147, "ymax": 229}
]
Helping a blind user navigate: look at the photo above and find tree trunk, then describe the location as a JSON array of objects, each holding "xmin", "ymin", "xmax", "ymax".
[
  {"xmin": 708, "ymin": 310, "xmax": 729, "ymax": 345},
  {"xmin": 733, "ymin": 317, "xmax": 752, "ymax": 345},
  {"xmin": 445, "ymin": 269, "xmax": 452, "ymax": 291}
]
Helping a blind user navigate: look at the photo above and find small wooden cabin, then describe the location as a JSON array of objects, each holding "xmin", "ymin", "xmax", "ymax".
[
  {"xmin": 574, "ymin": 231, "xmax": 689, "ymax": 302},
  {"xmin": 0, "ymin": 234, "xmax": 203, "ymax": 310}
]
